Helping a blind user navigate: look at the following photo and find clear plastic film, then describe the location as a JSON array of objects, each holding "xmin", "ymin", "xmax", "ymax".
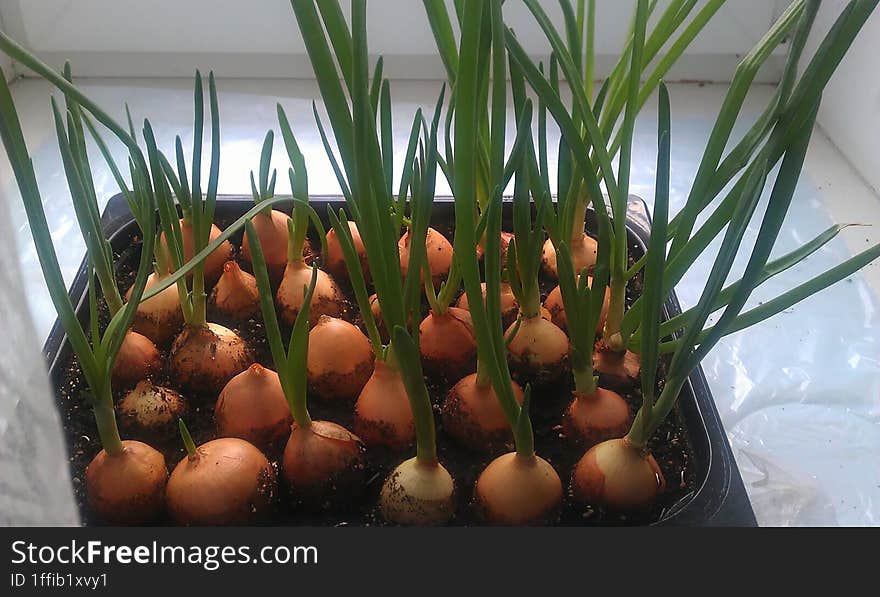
[
  {"xmin": 630, "ymin": 112, "xmax": 880, "ymax": 526},
  {"xmin": 0, "ymin": 187, "xmax": 79, "ymax": 526}
]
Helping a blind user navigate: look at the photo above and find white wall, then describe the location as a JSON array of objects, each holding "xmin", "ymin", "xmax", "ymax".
[
  {"xmin": 0, "ymin": 0, "xmax": 789, "ymax": 81},
  {"xmin": 0, "ymin": 44, "xmax": 11, "ymax": 80},
  {"xmin": 0, "ymin": 10, "xmax": 15, "ymax": 80},
  {"xmin": 803, "ymin": 0, "xmax": 880, "ymax": 195}
]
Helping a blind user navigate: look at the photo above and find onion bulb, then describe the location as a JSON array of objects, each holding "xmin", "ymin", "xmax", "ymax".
[
  {"xmin": 441, "ymin": 374, "xmax": 523, "ymax": 454},
  {"xmin": 169, "ymin": 323, "xmax": 252, "ymax": 395},
  {"xmin": 544, "ymin": 275, "xmax": 610, "ymax": 334},
  {"xmin": 368, "ymin": 294, "xmax": 411, "ymax": 344},
  {"xmin": 456, "ymin": 281, "xmax": 519, "ymax": 329},
  {"xmin": 307, "ymin": 316, "xmax": 374, "ymax": 402},
  {"xmin": 562, "ymin": 388, "xmax": 630, "ymax": 448},
  {"xmin": 326, "ymin": 220, "xmax": 369, "ymax": 283},
  {"xmin": 505, "ymin": 313, "xmax": 569, "ymax": 384},
  {"xmin": 166, "ymin": 437, "xmax": 277, "ymax": 525},
  {"xmin": 241, "ymin": 209, "xmax": 295, "ymax": 283},
  {"xmin": 419, "ymin": 307, "xmax": 477, "ymax": 381},
  {"xmin": 215, "ymin": 364, "xmax": 292, "ymax": 452},
  {"xmin": 593, "ymin": 345, "xmax": 641, "ymax": 384},
  {"xmin": 353, "ymin": 360, "xmax": 414, "ymax": 450},
  {"xmin": 282, "ymin": 420, "xmax": 365, "ymax": 503},
  {"xmin": 475, "ymin": 231, "xmax": 514, "ymax": 263},
  {"xmin": 277, "ymin": 261, "xmax": 345, "ymax": 327},
  {"xmin": 571, "ymin": 438, "xmax": 665, "ymax": 512},
  {"xmin": 474, "ymin": 452, "xmax": 562, "ymax": 525},
  {"xmin": 541, "ymin": 233, "xmax": 598, "ymax": 279},
  {"xmin": 127, "ymin": 272, "xmax": 183, "ymax": 345},
  {"xmin": 379, "ymin": 457, "xmax": 455, "ymax": 525},
  {"xmin": 209, "ymin": 261, "xmax": 260, "ymax": 320},
  {"xmin": 117, "ymin": 381, "xmax": 187, "ymax": 439},
  {"xmin": 160, "ymin": 218, "xmax": 234, "ymax": 284},
  {"xmin": 399, "ymin": 227, "xmax": 453, "ymax": 288},
  {"xmin": 368, "ymin": 293, "xmax": 387, "ymax": 342},
  {"xmin": 85, "ymin": 440, "xmax": 167, "ymax": 525},
  {"xmin": 111, "ymin": 330, "xmax": 162, "ymax": 389}
]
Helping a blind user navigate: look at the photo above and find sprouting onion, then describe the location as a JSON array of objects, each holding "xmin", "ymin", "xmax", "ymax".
[
  {"xmin": 506, "ymin": 0, "xmax": 649, "ymax": 361},
  {"xmin": 0, "ymin": 68, "xmax": 167, "ymax": 525},
  {"xmin": 420, "ymin": 245, "xmax": 476, "ymax": 382},
  {"xmin": 241, "ymin": 130, "xmax": 294, "ymax": 282},
  {"xmin": 50, "ymin": 63, "xmax": 164, "ymax": 389},
  {"xmin": 576, "ymin": 51, "xmax": 880, "ymax": 511},
  {"xmin": 502, "ymin": 71, "xmax": 569, "ymax": 385},
  {"xmin": 449, "ymin": 0, "xmax": 563, "ymax": 525},
  {"xmin": 275, "ymin": 105, "xmax": 344, "ymax": 327},
  {"xmin": 290, "ymin": 0, "xmax": 454, "ymax": 524},
  {"xmin": 160, "ymin": 72, "xmax": 252, "ymax": 396},
  {"xmin": 523, "ymin": 68, "xmax": 630, "ymax": 447},
  {"xmin": 246, "ymin": 218, "xmax": 365, "ymax": 504},
  {"xmin": 166, "ymin": 419, "xmax": 277, "ymax": 526},
  {"xmin": 571, "ymin": 82, "xmax": 674, "ymax": 512}
]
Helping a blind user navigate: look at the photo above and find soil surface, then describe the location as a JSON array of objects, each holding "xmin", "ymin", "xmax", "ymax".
[{"xmin": 52, "ymin": 206, "xmax": 696, "ymax": 526}]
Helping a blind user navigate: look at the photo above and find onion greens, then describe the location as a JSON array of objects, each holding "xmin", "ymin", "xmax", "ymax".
[
  {"xmin": 0, "ymin": 67, "xmax": 156, "ymax": 457},
  {"xmin": 247, "ymin": 220, "xmax": 317, "ymax": 427},
  {"xmin": 290, "ymin": 0, "xmax": 444, "ymax": 473}
]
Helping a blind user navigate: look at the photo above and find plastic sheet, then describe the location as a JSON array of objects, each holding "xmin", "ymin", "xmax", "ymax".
[
  {"xmin": 0, "ymin": 187, "xmax": 79, "ymax": 526},
  {"xmin": 645, "ymin": 126, "xmax": 880, "ymax": 527},
  {"xmin": 1, "ymin": 79, "xmax": 879, "ymax": 525}
]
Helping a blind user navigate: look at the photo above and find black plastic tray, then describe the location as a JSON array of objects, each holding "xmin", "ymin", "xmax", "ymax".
[{"xmin": 43, "ymin": 194, "xmax": 756, "ymax": 526}]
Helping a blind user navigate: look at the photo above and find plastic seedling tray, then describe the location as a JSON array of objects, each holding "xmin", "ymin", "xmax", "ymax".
[{"xmin": 43, "ymin": 194, "xmax": 756, "ymax": 526}]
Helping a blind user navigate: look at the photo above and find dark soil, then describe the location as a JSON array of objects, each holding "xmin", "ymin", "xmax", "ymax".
[{"xmin": 51, "ymin": 203, "xmax": 696, "ymax": 526}]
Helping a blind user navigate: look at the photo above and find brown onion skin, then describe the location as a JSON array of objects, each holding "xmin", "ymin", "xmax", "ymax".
[
  {"xmin": 169, "ymin": 323, "xmax": 252, "ymax": 396},
  {"xmin": 369, "ymin": 294, "xmax": 414, "ymax": 344},
  {"xmin": 307, "ymin": 316, "xmax": 374, "ymax": 402},
  {"xmin": 419, "ymin": 307, "xmax": 477, "ymax": 381},
  {"xmin": 241, "ymin": 209, "xmax": 297, "ymax": 283},
  {"xmin": 544, "ymin": 275, "xmax": 610, "ymax": 334},
  {"xmin": 475, "ymin": 231, "xmax": 513, "ymax": 264},
  {"xmin": 571, "ymin": 438, "xmax": 666, "ymax": 512},
  {"xmin": 166, "ymin": 438, "xmax": 277, "ymax": 526},
  {"xmin": 474, "ymin": 452, "xmax": 563, "ymax": 525},
  {"xmin": 209, "ymin": 261, "xmax": 260, "ymax": 320},
  {"xmin": 117, "ymin": 381, "xmax": 187, "ymax": 441},
  {"xmin": 160, "ymin": 218, "xmax": 234, "ymax": 285},
  {"xmin": 369, "ymin": 293, "xmax": 394, "ymax": 343},
  {"xmin": 541, "ymin": 233, "xmax": 598, "ymax": 279},
  {"xmin": 592, "ymin": 345, "xmax": 641, "ymax": 386},
  {"xmin": 399, "ymin": 227, "xmax": 453, "ymax": 288},
  {"xmin": 562, "ymin": 388, "xmax": 630, "ymax": 448},
  {"xmin": 353, "ymin": 360, "xmax": 414, "ymax": 451},
  {"xmin": 326, "ymin": 220, "xmax": 369, "ymax": 283},
  {"xmin": 369, "ymin": 294, "xmax": 384, "ymax": 341},
  {"xmin": 282, "ymin": 420, "xmax": 365, "ymax": 503},
  {"xmin": 277, "ymin": 261, "xmax": 345, "ymax": 327},
  {"xmin": 112, "ymin": 330, "xmax": 163, "ymax": 389},
  {"xmin": 215, "ymin": 364, "xmax": 292, "ymax": 453},
  {"xmin": 127, "ymin": 272, "xmax": 183, "ymax": 345},
  {"xmin": 85, "ymin": 440, "xmax": 167, "ymax": 525},
  {"xmin": 456, "ymin": 282, "xmax": 519, "ymax": 329},
  {"xmin": 441, "ymin": 374, "xmax": 523, "ymax": 454},
  {"xmin": 505, "ymin": 314, "xmax": 570, "ymax": 384}
]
